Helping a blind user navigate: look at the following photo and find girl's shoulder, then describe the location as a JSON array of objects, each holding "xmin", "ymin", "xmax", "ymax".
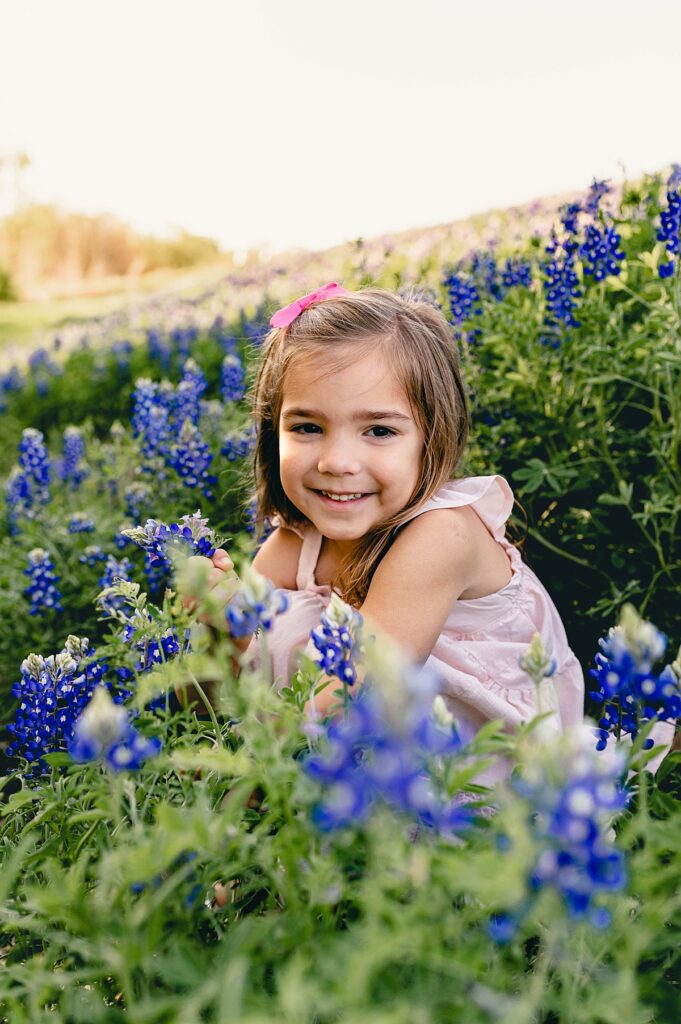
[{"xmin": 399, "ymin": 475, "xmax": 514, "ymax": 542}]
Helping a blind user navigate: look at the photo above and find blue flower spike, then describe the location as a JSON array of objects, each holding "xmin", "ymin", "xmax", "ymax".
[
  {"xmin": 225, "ymin": 564, "xmax": 288, "ymax": 638},
  {"xmin": 69, "ymin": 686, "xmax": 161, "ymax": 771},
  {"xmin": 588, "ymin": 604, "xmax": 680, "ymax": 747},
  {"xmin": 310, "ymin": 593, "xmax": 364, "ymax": 686},
  {"xmin": 491, "ymin": 724, "xmax": 628, "ymax": 939},
  {"xmin": 24, "ymin": 548, "xmax": 63, "ymax": 616}
]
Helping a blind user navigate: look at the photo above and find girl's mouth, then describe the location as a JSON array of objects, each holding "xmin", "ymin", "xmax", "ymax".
[{"xmin": 314, "ymin": 490, "xmax": 372, "ymax": 508}]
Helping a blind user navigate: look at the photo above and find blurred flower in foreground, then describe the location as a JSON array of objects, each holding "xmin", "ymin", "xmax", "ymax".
[
  {"xmin": 588, "ymin": 604, "xmax": 681, "ymax": 748},
  {"xmin": 69, "ymin": 686, "xmax": 161, "ymax": 771},
  {"xmin": 310, "ymin": 594, "xmax": 363, "ymax": 685},
  {"xmin": 225, "ymin": 564, "xmax": 288, "ymax": 637},
  {"xmin": 491, "ymin": 725, "xmax": 628, "ymax": 939},
  {"xmin": 305, "ymin": 622, "xmax": 471, "ymax": 834}
]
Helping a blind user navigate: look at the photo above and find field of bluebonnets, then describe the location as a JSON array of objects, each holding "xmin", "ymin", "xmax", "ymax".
[{"xmin": 0, "ymin": 168, "xmax": 680, "ymax": 1022}]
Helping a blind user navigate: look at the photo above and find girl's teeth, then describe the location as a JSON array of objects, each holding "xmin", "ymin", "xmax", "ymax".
[{"xmin": 321, "ymin": 492, "xmax": 364, "ymax": 502}]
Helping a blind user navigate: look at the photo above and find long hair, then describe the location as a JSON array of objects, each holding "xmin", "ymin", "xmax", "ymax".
[{"xmin": 250, "ymin": 286, "xmax": 470, "ymax": 606}]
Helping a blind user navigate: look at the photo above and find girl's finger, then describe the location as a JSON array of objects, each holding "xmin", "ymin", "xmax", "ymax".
[{"xmin": 212, "ymin": 548, "xmax": 233, "ymax": 570}]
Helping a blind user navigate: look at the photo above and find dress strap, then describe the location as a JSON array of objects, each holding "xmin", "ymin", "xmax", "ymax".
[{"xmin": 296, "ymin": 528, "xmax": 324, "ymax": 591}]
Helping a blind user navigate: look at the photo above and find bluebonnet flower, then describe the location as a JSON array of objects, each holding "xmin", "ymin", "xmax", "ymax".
[
  {"xmin": 110, "ymin": 339, "xmax": 133, "ymax": 369},
  {"xmin": 122, "ymin": 619, "xmax": 186, "ymax": 673},
  {"xmin": 469, "ymin": 249, "xmax": 502, "ymax": 300},
  {"xmin": 56, "ymin": 426, "xmax": 88, "ymax": 489},
  {"xmin": 310, "ymin": 593, "xmax": 364, "ymax": 685},
  {"xmin": 560, "ymin": 202, "xmax": 582, "ymax": 236},
  {"xmin": 443, "ymin": 268, "xmax": 481, "ymax": 327},
  {"xmin": 225, "ymin": 564, "xmax": 288, "ymax": 637},
  {"xmin": 668, "ymin": 163, "xmax": 681, "ymax": 189},
  {"xmin": 5, "ymin": 467, "xmax": 33, "ymax": 533},
  {"xmin": 79, "ymin": 544, "xmax": 108, "ymax": 568},
  {"xmin": 0, "ymin": 364, "xmax": 24, "ymax": 411},
  {"xmin": 7, "ymin": 636, "xmax": 110, "ymax": 774},
  {"xmin": 167, "ymin": 421, "xmax": 217, "ymax": 499},
  {"xmin": 122, "ymin": 509, "xmax": 217, "ymax": 569},
  {"xmin": 493, "ymin": 726, "xmax": 628, "ymax": 936},
  {"xmin": 584, "ymin": 179, "xmax": 612, "ymax": 217},
  {"xmin": 169, "ymin": 324, "xmax": 199, "ymax": 363},
  {"xmin": 68, "ymin": 513, "xmax": 95, "ymax": 533},
  {"xmin": 244, "ymin": 497, "xmax": 275, "ymax": 547},
  {"xmin": 221, "ymin": 353, "xmax": 246, "ymax": 402},
  {"xmin": 97, "ymin": 554, "xmax": 134, "ymax": 616},
  {"xmin": 114, "ymin": 528, "xmax": 133, "ymax": 551},
  {"xmin": 501, "ymin": 256, "xmax": 532, "ymax": 290},
  {"xmin": 519, "ymin": 632, "xmax": 558, "ymax": 685},
  {"xmin": 124, "ymin": 482, "xmax": 151, "ymax": 522},
  {"xmin": 221, "ymin": 423, "xmax": 256, "ymax": 462},
  {"xmin": 24, "ymin": 548, "xmax": 63, "ymax": 616},
  {"xmin": 147, "ymin": 327, "xmax": 172, "ymax": 369},
  {"xmin": 542, "ymin": 228, "xmax": 581, "ymax": 341},
  {"xmin": 588, "ymin": 605, "xmax": 680, "ymax": 748},
  {"xmin": 580, "ymin": 222, "xmax": 625, "ymax": 282},
  {"xmin": 657, "ymin": 179, "xmax": 681, "ymax": 278},
  {"xmin": 69, "ymin": 686, "xmax": 161, "ymax": 771},
  {"xmin": 18, "ymin": 427, "xmax": 51, "ymax": 505},
  {"xmin": 173, "ymin": 358, "xmax": 207, "ymax": 428},
  {"xmin": 242, "ymin": 310, "xmax": 270, "ymax": 347},
  {"xmin": 305, "ymin": 648, "xmax": 469, "ymax": 834},
  {"xmin": 131, "ymin": 378, "xmax": 173, "ymax": 460},
  {"xmin": 28, "ymin": 348, "xmax": 62, "ymax": 397},
  {"xmin": 210, "ymin": 316, "xmax": 238, "ymax": 354}
]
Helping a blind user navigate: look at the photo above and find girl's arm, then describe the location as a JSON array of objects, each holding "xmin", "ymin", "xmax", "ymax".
[
  {"xmin": 251, "ymin": 525, "xmax": 303, "ymax": 590},
  {"xmin": 177, "ymin": 526, "xmax": 302, "ymax": 710},
  {"xmin": 360, "ymin": 507, "xmax": 478, "ymax": 659},
  {"xmin": 307, "ymin": 507, "xmax": 479, "ymax": 718}
]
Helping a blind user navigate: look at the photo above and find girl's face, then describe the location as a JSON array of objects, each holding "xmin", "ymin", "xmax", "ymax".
[{"xmin": 278, "ymin": 344, "xmax": 424, "ymax": 554}]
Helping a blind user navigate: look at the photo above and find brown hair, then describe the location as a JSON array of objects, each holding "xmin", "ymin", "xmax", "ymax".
[{"xmin": 250, "ymin": 286, "xmax": 469, "ymax": 606}]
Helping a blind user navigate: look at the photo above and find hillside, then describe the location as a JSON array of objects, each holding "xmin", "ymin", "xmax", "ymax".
[{"xmin": 0, "ymin": 180, "xmax": 612, "ymax": 369}]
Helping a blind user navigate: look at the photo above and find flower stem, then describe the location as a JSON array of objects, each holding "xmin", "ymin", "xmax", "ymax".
[{"xmin": 185, "ymin": 666, "xmax": 224, "ymax": 748}]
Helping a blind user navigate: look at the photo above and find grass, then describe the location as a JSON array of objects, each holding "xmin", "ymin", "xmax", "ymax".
[{"xmin": 0, "ymin": 256, "xmax": 242, "ymax": 367}]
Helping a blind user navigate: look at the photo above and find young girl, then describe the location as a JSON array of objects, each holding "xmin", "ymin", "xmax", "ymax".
[{"xmin": 204, "ymin": 282, "xmax": 586, "ymax": 754}]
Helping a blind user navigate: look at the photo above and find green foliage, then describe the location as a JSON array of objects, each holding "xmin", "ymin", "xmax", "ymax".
[
  {"xmin": 1, "ymin": 168, "xmax": 681, "ymax": 1019},
  {"xmin": 0, "ymin": 265, "xmax": 16, "ymax": 302}
]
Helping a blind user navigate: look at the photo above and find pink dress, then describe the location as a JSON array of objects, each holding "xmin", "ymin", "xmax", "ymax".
[{"xmin": 249, "ymin": 476, "xmax": 585, "ymax": 750}]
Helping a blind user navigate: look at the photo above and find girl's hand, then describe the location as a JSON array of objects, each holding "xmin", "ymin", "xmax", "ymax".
[{"xmin": 180, "ymin": 549, "xmax": 240, "ymax": 631}]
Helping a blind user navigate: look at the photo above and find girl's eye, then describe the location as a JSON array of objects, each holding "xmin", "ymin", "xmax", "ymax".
[
  {"xmin": 291, "ymin": 423, "xmax": 322, "ymax": 434},
  {"xmin": 367, "ymin": 426, "xmax": 396, "ymax": 438}
]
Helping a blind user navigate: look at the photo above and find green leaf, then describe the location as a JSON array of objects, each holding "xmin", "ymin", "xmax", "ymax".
[
  {"xmin": 42, "ymin": 751, "xmax": 75, "ymax": 768},
  {"xmin": 3, "ymin": 787, "xmax": 44, "ymax": 814}
]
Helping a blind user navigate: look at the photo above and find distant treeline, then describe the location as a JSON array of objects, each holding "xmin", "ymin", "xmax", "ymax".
[{"xmin": 0, "ymin": 204, "xmax": 226, "ymax": 300}]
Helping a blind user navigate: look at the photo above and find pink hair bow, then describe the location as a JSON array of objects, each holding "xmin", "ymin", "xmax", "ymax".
[{"xmin": 269, "ymin": 282, "xmax": 351, "ymax": 328}]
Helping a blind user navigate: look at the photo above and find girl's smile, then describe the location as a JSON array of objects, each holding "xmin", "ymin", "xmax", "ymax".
[{"xmin": 278, "ymin": 345, "xmax": 424, "ymax": 556}]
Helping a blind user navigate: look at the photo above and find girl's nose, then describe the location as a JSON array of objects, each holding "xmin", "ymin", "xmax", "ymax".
[{"xmin": 317, "ymin": 440, "xmax": 361, "ymax": 476}]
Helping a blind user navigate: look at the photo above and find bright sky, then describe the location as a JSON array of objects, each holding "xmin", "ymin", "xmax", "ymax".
[{"xmin": 2, "ymin": 0, "xmax": 680, "ymax": 256}]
